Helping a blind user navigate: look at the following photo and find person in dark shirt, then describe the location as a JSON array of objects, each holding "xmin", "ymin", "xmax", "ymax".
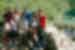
[
  {"xmin": 3, "ymin": 8, "xmax": 14, "ymax": 47},
  {"xmin": 3, "ymin": 9, "xmax": 14, "ymax": 32}
]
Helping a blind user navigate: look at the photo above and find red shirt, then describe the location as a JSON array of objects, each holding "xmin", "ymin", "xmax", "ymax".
[{"xmin": 39, "ymin": 15, "xmax": 46, "ymax": 29}]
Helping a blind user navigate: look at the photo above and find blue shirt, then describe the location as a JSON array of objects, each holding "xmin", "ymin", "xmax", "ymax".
[{"xmin": 23, "ymin": 10, "xmax": 32, "ymax": 23}]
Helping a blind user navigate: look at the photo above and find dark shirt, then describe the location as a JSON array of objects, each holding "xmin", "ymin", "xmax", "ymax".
[{"xmin": 4, "ymin": 11, "xmax": 13, "ymax": 22}]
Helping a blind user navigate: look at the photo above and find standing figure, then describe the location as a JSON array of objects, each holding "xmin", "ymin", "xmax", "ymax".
[
  {"xmin": 37, "ymin": 9, "xmax": 46, "ymax": 30},
  {"xmin": 3, "ymin": 8, "xmax": 14, "ymax": 47},
  {"xmin": 23, "ymin": 9, "xmax": 32, "ymax": 26},
  {"xmin": 3, "ymin": 8, "xmax": 13, "ymax": 32}
]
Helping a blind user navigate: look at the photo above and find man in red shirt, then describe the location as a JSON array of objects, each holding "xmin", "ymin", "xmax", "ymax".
[{"xmin": 37, "ymin": 9, "xmax": 46, "ymax": 30}]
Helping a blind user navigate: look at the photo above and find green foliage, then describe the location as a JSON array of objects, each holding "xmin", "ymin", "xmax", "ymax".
[
  {"xmin": 43, "ymin": 33, "xmax": 57, "ymax": 50},
  {"xmin": 0, "ymin": 0, "xmax": 67, "ymax": 22},
  {"xmin": 48, "ymin": 16, "xmax": 54, "ymax": 21}
]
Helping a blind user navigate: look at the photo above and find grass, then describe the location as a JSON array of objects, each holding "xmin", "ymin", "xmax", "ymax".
[{"xmin": 0, "ymin": 16, "xmax": 4, "ymax": 22}]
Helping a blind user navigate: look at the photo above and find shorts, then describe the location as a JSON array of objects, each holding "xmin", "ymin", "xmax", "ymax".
[{"xmin": 7, "ymin": 30, "xmax": 19, "ymax": 39}]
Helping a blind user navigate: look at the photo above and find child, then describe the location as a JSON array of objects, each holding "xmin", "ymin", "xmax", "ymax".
[
  {"xmin": 23, "ymin": 9, "xmax": 32, "ymax": 26},
  {"xmin": 3, "ymin": 8, "xmax": 13, "ymax": 47},
  {"xmin": 37, "ymin": 9, "xmax": 46, "ymax": 30},
  {"xmin": 13, "ymin": 9, "xmax": 21, "ymax": 25},
  {"xmin": 3, "ymin": 8, "xmax": 13, "ymax": 32},
  {"xmin": 32, "ymin": 12, "xmax": 38, "ymax": 28}
]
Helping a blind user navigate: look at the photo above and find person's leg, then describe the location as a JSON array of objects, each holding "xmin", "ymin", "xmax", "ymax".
[
  {"xmin": 8, "ymin": 31, "xmax": 17, "ymax": 48},
  {"xmin": 3, "ymin": 32, "xmax": 9, "ymax": 48},
  {"xmin": 17, "ymin": 33, "xmax": 26, "ymax": 50},
  {"xmin": 3, "ymin": 22, "xmax": 12, "ymax": 47},
  {"xmin": 24, "ymin": 33, "xmax": 29, "ymax": 47},
  {"xmin": 28, "ymin": 40, "xmax": 34, "ymax": 48}
]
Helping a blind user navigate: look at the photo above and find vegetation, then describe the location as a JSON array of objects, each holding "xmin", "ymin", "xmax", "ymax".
[{"xmin": 0, "ymin": 0, "xmax": 68, "ymax": 22}]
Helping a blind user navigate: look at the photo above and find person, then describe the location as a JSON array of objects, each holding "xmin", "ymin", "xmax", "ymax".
[
  {"xmin": 8, "ymin": 9, "xmax": 20, "ymax": 48},
  {"xmin": 17, "ymin": 9, "xmax": 32, "ymax": 49},
  {"xmin": 3, "ymin": 8, "xmax": 19, "ymax": 48},
  {"xmin": 37, "ymin": 9, "xmax": 46, "ymax": 30},
  {"xmin": 32, "ymin": 9, "xmax": 46, "ymax": 49},
  {"xmin": 23, "ymin": 9, "xmax": 32, "ymax": 26},
  {"xmin": 32, "ymin": 12, "xmax": 38, "ymax": 28},
  {"xmin": 3, "ymin": 8, "xmax": 14, "ymax": 47},
  {"xmin": 13, "ymin": 9, "xmax": 21, "ymax": 25},
  {"xmin": 32, "ymin": 28, "xmax": 39, "ymax": 46},
  {"xmin": 3, "ymin": 8, "xmax": 13, "ymax": 32},
  {"xmin": 21, "ymin": 10, "xmax": 27, "ymax": 31},
  {"xmin": 32, "ymin": 12, "xmax": 39, "ymax": 39},
  {"xmin": 11, "ymin": 9, "xmax": 21, "ymax": 33}
]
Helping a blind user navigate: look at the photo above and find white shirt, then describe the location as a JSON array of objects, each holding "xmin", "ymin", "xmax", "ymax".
[
  {"xmin": 15, "ymin": 15, "xmax": 20, "ymax": 23},
  {"xmin": 32, "ymin": 18, "xmax": 38, "ymax": 27},
  {"xmin": 11, "ymin": 20, "xmax": 17, "ymax": 31},
  {"xmin": 24, "ymin": 19, "xmax": 29, "ymax": 30}
]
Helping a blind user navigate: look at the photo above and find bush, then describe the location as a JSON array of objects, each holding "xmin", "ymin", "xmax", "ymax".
[{"xmin": 42, "ymin": 32, "xmax": 57, "ymax": 50}]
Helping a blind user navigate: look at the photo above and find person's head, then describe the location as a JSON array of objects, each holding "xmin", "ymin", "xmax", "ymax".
[
  {"xmin": 38, "ymin": 8, "xmax": 42, "ymax": 13},
  {"xmin": 36, "ymin": 8, "xmax": 44, "ymax": 17},
  {"xmin": 38, "ymin": 8, "xmax": 43, "ymax": 14},
  {"xmin": 32, "ymin": 10, "xmax": 40, "ymax": 18},
  {"xmin": 10, "ymin": 8, "xmax": 15, "ymax": 14}
]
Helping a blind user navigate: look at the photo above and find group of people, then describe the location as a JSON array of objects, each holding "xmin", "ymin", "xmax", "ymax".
[{"xmin": 2, "ymin": 8, "xmax": 46, "ymax": 49}]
